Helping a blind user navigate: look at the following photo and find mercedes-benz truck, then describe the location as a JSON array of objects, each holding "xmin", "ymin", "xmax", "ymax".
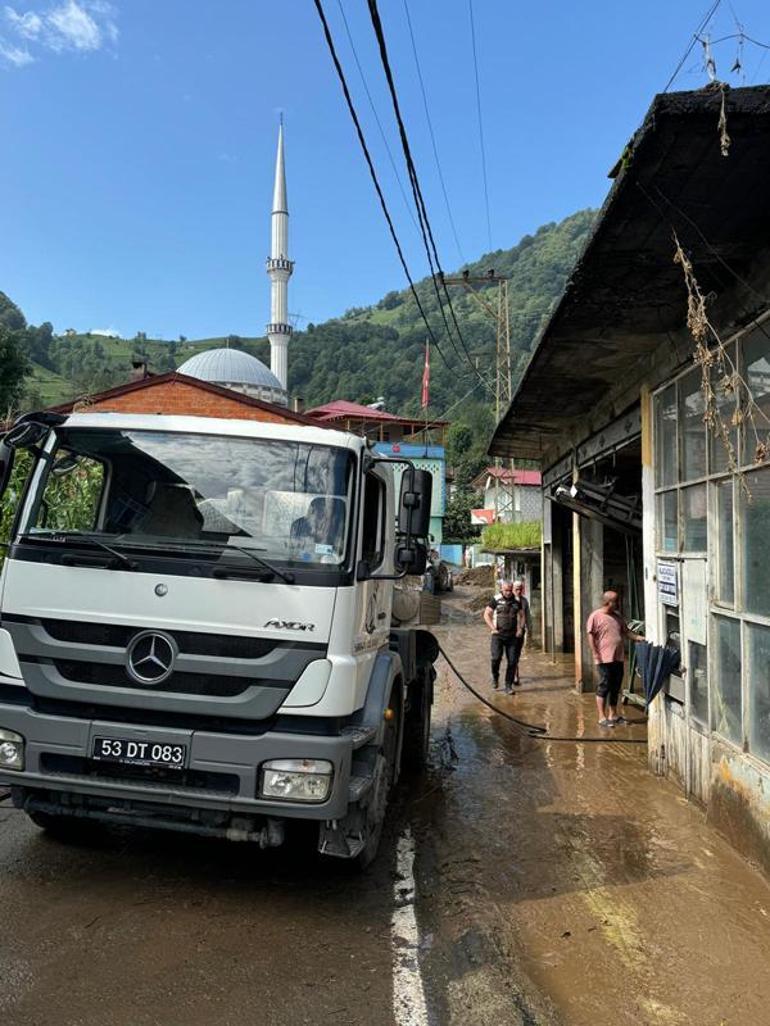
[{"xmin": 0, "ymin": 411, "xmax": 437, "ymax": 867}]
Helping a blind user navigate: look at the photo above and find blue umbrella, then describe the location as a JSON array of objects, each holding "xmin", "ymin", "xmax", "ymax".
[{"xmin": 635, "ymin": 641, "xmax": 680, "ymax": 708}]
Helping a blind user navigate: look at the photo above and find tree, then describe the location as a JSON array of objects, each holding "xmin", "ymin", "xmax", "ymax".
[
  {"xmin": 0, "ymin": 327, "xmax": 29, "ymax": 414},
  {"xmin": 443, "ymin": 488, "xmax": 481, "ymax": 544},
  {"xmin": 0, "ymin": 292, "xmax": 26, "ymax": 332}
]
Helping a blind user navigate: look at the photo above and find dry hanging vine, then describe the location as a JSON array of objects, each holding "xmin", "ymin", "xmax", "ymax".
[{"xmin": 673, "ymin": 232, "xmax": 770, "ymax": 495}]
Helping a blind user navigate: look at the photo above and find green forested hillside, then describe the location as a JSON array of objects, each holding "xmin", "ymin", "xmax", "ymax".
[{"xmin": 2, "ymin": 209, "xmax": 594, "ymax": 418}]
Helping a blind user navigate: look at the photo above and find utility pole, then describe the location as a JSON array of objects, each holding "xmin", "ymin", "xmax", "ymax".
[{"xmin": 442, "ymin": 271, "xmax": 515, "ymax": 525}]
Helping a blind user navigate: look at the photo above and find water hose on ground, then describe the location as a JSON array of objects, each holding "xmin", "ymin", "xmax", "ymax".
[{"xmin": 437, "ymin": 642, "xmax": 648, "ymax": 745}]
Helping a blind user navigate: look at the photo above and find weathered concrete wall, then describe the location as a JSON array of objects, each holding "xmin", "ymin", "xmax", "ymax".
[{"xmin": 708, "ymin": 743, "xmax": 770, "ymax": 878}]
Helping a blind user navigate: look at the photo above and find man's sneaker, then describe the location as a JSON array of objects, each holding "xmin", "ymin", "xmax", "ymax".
[
  {"xmin": 492, "ymin": 680, "xmax": 499, "ymax": 690},
  {"xmin": 504, "ymin": 686, "xmax": 513, "ymax": 695}
]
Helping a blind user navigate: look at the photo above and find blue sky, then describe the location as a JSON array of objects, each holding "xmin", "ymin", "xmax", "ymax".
[{"xmin": 2, "ymin": 0, "xmax": 770, "ymax": 340}]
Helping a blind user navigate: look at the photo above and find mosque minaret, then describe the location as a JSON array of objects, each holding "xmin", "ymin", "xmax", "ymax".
[{"xmin": 266, "ymin": 119, "xmax": 293, "ymax": 391}]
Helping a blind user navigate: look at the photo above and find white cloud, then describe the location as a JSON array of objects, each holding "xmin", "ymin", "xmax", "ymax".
[
  {"xmin": 2, "ymin": 0, "xmax": 117, "ymax": 67},
  {"xmin": 46, "ymin": 0, "xmax": 102, "ymax": 51},
  {"xmin": 90, "ymin": 327, "xmax": 121, "ymax": 337},
  {"xmin": 4, "ymin": 8, "xmax": 43, "ymax": 38},
  {"xmin": 0, "ymin": 37, "xmax": 33, "ymax": 64}
]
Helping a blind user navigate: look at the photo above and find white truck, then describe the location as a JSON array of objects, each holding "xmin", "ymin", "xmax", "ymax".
[{"xmin": 0, "ymin": 411, "xmax": 438, "ymax": 867}]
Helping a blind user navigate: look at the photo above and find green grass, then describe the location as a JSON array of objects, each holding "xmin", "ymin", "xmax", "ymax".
[
  {"xmin": 481, "ymin": 520, "xmax": 542, "ymax": 550},
  {"xmin": 28, "ymin": 361, "xmax": 74, "ymax": 404}
]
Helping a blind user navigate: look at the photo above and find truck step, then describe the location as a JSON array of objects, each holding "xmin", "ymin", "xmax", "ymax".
[
  {"xmin": 318, "ymin": 823, "xmax": 365, "ymax": 859},
  {"xmin": 341, "ymin": 725, "xmax": 377, "ymax": 750},
  {"xmin": 348, "ymin": 774, "xmax": 372, "ymax": 803}
]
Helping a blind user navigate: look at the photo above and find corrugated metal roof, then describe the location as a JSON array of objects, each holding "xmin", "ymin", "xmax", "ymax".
[
  {"xmin": 306, "ymin": 399, "xmax": 404, "ymax": 422},
  {"xmin": 177, "ymin": 348, "xmax": 283, "ymax": 391},
  {"xmin": 472, "ymin": 467, "xmax": 542, "ymax": 486}
]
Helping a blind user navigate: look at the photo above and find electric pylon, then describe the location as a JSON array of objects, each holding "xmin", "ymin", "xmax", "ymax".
[{"xmin": 442, "ymin": 271, "xmax": 515, "ymax": 523}]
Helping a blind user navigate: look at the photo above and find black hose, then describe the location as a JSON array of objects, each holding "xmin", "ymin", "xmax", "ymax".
[{"xmin": 437, "ymin": 642, "xmax": 648, "ymax": 745}]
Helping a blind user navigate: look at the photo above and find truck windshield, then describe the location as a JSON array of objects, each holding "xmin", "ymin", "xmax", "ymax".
[{"xmin": 22, "ymin": 428, "xmax": 355, "ymax": 568}]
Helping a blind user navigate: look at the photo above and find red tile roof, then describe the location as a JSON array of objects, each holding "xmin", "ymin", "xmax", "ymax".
[{"xmin": 306, "ymin": 398, "xmax": 447, "ymax": 426}]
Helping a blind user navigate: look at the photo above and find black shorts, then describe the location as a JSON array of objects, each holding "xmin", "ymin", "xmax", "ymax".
[{"xmin": 596, "ymin": 661, "xmax": 624, "ymax": 702}]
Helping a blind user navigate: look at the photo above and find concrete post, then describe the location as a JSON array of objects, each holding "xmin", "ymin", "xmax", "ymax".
[{"xmin": 576, "ymin": 516, "xmax": 603, "ymax": 693}]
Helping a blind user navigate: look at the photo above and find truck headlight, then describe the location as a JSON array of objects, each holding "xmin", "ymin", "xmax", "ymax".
[
  {"xmin": 0, "ymin": 728, "xmax": 24, "ymax": 771},
  {"xmin": 259, "ymin": 758, "xmax": 333, "ymax": 803}
]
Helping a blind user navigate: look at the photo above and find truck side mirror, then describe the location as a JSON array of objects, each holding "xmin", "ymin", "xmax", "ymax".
[
  {"xmin": 396, "ymin": 540, "xmax": 428, "ymax": 576},
  {"xmin": 3, "ymin": 420, "xmax": 50, "ymax": 450},
  {"xmin": 0, "ymin": 440, "xmax": 13, "ymax": 501},
  {"xmin": 398, "ymin": 469, "xmax": 432, "ymax": 540}
]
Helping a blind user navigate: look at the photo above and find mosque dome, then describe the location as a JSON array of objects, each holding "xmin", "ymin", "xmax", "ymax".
[{"xmin": 177, "ymin": 347, "xmax": 287, "ymax": 406}]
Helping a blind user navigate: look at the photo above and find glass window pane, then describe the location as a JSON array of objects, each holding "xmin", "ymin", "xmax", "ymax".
[
  {"xmin": 657, "ymin": 491, "xmax": 678, "ymax": 552},
  {"xmin": 682, "ymin": 484, "xmax": 707, "ymax": 552},
  {"xmin": 716, "ymin": 480, "xmax": 734, "ymax": 605},
  {"xmin": 743, "ymin": 468, "xmax": 770, "ymax": 617},
  {"xmin": 679, "ymin": 369, "xmax": 707, "ymax": 481},
  {"xmin": 655, "ymin": 385, "xmax": 677, "ymax": 487},
  {"xmin": 743, "ymin": 330, "xmax": 770, "ymax": 466},
  {"xmin": 709, "ymin": 343, "xmax": 738, "ymax": 474},
  {"xmin": 748, "ymin": 623, "xmax": 770, "ymax": 763},
  {"xmin": 689, "ymin": 641, "xmax": 708, "ymax": 726},
  {"xmin": 712, "ymin": 615, "xmax": 742, "ymax": 745}
]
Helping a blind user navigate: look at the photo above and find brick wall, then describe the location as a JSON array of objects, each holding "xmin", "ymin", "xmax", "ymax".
[{"xmin": 78, "ymin": 380, "xmax": 299, "ymax": 424}]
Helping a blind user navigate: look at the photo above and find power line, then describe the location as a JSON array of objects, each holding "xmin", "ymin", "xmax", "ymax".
[
  {"xmin": 334, "ymin": 0, "xmax": 419, "ymax": 234},
  {"xmin": 312, "ymin": 0, "xmax": 453, "ymax": 372},
  {"xmin": 468, "ymin": 0, "xmax": 492, "ymax": 253},
  {"xmin": 365, "ymin": 0, "xmax": 493, "ymax": 396},
  {"xmin": 402, "ymin": 0, "xmax": 465, "ymax": 265},
  {"xmin": 665, "ymin": 0, "xmax": 722, "ymax": 92}
]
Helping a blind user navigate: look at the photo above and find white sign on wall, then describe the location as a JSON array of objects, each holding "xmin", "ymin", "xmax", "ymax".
[{"xmin": 657, "ymin": 560, "xmax": 678, "ymax": 606}]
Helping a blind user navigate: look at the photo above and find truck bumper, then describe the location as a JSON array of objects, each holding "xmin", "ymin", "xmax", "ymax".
[{"xmin": 0, "ymin": 704, "xmax": 357, "ymax": 825}]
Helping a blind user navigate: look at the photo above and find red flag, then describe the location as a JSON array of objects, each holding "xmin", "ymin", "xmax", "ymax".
[{"xmin": 420, "ymin": 340, "xmax": 430, "ymax": 409}]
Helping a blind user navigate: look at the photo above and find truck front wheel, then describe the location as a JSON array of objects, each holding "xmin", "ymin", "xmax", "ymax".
[
  {"xmin": 402, "ymin": 666, "xmax": 434, "ymax": 771},
  {"xmin": 354, "ymin": 690, "xmax": 401, "ymax": 870}
]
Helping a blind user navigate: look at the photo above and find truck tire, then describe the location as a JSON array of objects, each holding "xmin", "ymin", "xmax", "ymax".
[
  {"xmin": 355, "ymin": 691, "xmax": 401, "ymax": 870},
  {"xmin": 402, "ymin": 666, "xmax": 434, "ymax": 772}
]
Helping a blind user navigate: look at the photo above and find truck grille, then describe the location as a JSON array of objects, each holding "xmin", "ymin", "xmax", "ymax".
[
  {"xmin": 40, "ymin": 618, "xmax": 286, "ymax": 659},
  {"xmin": 53, "ymin": 659, "xmax": 259, "ymax": 697}
]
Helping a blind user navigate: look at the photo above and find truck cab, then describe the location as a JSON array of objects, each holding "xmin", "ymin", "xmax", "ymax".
[{"xmin": 0, "ymin": 412, "xmax": 437, "ymax": 866}]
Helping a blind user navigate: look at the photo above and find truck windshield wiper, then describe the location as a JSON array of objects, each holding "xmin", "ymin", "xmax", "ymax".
[
  {"xmin": 109, "ymin": 537, "xmax": 295, "ymax": 585},
  {"xmin": 217, "ymin": 543, "xmax": 295, "ymax": 584},
  {"xmin": 20, "ymin": 533, "xmax": 138, "ymax": 571}
]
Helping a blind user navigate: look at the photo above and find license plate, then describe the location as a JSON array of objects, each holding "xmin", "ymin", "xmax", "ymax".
[{"xmin": 92, "ymin": 737, "xmax": 187, "ymax": 769}]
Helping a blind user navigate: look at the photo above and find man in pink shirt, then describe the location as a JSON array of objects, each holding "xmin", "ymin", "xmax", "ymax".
[{"xmin": 586, "ymin": 591, "xmax": 643, "ymax": 727}]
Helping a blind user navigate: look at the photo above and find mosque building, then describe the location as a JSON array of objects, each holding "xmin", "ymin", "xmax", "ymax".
[{"xmin": 176, "ymin": 122, "xmax": 293, "ymax": 407}]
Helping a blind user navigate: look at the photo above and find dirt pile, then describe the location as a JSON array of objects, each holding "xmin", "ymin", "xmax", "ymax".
[{"xmin": 454, "ymin": 565, "xmax": 495, "ymax": 588}]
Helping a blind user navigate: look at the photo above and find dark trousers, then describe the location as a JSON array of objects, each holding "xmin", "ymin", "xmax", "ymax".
[{"xmin": 491, "ymin": 634, "xmax": 521, "ymax": 687}]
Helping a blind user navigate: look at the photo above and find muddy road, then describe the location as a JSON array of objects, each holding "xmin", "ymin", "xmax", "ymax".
[{"xmin": 3, "ymin": 595, "xmax": 770, "ymax": 1025}]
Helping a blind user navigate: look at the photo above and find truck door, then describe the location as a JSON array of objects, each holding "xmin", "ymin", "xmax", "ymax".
[{"xmin": 355, "ymin": 468, "xmax": 392, "ymax": 660}]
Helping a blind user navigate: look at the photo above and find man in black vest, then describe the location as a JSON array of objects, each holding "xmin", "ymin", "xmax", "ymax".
[{"xmin": 484, "ymin": 580, "xmax": 526, "ymax": 694}]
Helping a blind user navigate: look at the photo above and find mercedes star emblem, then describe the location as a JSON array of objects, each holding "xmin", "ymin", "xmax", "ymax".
[{"xmin": 126, "ymin": 630, "xmax": 177, "ymax": 685}]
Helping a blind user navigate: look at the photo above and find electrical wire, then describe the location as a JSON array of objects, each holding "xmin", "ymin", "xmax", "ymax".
[
  {"xmin": 468, "ymin": 0, "xmax": 492, "ymax": 253},
  {"xmin": 313, "ymin": 0, "xmax": 454, "ymax": 372},
  {"xmin": 335, "ymin": 0, "xmax": 420, "ymax": 234},
  {"xmin": 437, "ymin": 642, "xmax": 649, "ymax": 745},
  {"xmin": 402, "ymin": 0, "xmax": 465, "ymax": 265},
  {"xmin": 365, "ymin": 0, "xmax": 493, "ymax": 397},
  {"xmin": 662, "ymin": 0, "xmax": 723, "ymax": 92}
]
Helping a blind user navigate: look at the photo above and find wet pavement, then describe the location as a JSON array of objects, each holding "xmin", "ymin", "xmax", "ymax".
[{"xmin": 3, "ymin": 587, "xmax": 770, "ymax": 1024}]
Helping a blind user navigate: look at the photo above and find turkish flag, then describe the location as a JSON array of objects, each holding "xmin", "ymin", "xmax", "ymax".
[{"xmin": 420, "ymin": 340, "xmax": 430, "ymax": 409}]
